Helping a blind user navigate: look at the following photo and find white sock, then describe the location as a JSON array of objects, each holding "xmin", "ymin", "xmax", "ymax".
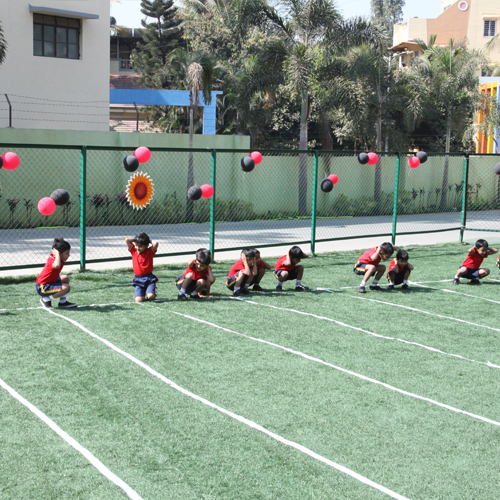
[
  {"xmin": 43, "ymin": 295, "xmax": 53, "ymax": 302},
  {"xmin": 296, "ymin": 280, "xmax": 302, "ymax": 286},
  {"xmin": 360, "ymin": 281, "xmax": 367, "ymax": 287},
  {"xmin": 59, "ymin": 295, "xmax": 67, "ymax": 303},
  {"xmin": 390, "ymin": 281, "xmax": 395, "ymax": 286},
  {"xmin": 244, "ymin": 283, "xmax": 250, "ymax": 288},
  {"xmin": 179, "ymin": 288, "xmax": 186, "ymax": 295},
  {"xmin": 403, "ymin": 280, "xmax": 408, "ymax": 285},
  {"xmin": 372, "ymin": 280, "xmax": 379, "ymax": 285},
  {"xmin": 455, "ymin": 274, "xmax": 460, "ymax": 279},
  {"xmin": 234, "ymin": 286, "xmax": 241, "ymax": 292}
]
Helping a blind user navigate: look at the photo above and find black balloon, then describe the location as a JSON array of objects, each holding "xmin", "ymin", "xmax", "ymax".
[
  {"xmin": 416, "ymin": 151, "xmax": 428, "ymax": 164},
  {"xmin": 187, "ymin": 185, "xmax": 202, "ymax": 201},
  {"xmin": 0, "ymin": 156, "xmax": 3, "ymax": 169},
  {"xmin": 320, "ymin": 178, "xmax": 334, "ymax": 193},
  {"xmin": 358, "ymin": 152, "xmax": 369, "ymax": 165},
  {"xmin": 50, "ymin": 189, "xmax": 70, "ymax": 206},
  {"xmin": 494, "ymin": 162, "xmax": 500, "ymax": 176},
  {"xmin": 240, "ymin": 156, "xmax": 255, "ymax": 172},
  {"xmin": 123, "ymin": 155, "xmax": 139, "ymax": 172}
]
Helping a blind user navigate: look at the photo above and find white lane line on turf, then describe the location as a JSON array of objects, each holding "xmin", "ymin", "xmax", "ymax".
[
  {"xmin": 231, "ymin": 294, "xmax": 500, "ymax": 370},
  {"xmin": 152, "ymin": 303, "xmax": 500, "ymax": 428},
  {"xmin": 338, "ymin": 280, "xmax": 452, "ymax": 289},
  {"xmin": 41, "ymin": 309, "xmax": 409, "ymax": 500},
  {"xmin": 0, "ymin": 377, "xmax": 143, "ymax": 500},
  {"xmin": 410, "ymin": 282, "xmax": 500, "ymax": 305}
]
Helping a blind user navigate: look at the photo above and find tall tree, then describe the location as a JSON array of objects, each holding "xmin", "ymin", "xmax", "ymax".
[
  {"xmin": 132, "ymin": 0, "xmax": 183, "ymax": 87},
  {"xmin": 0, "ymin": 20, "xmax": 7, "ymax": 65},
  {"xmin": 370, "ymin": 0, "xmax": 404, "ymax": 38}
]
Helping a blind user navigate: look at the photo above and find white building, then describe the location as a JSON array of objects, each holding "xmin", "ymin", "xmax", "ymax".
[{"xmin": 0, "ymin": 1, "xmax": 110, "ymax": 131}]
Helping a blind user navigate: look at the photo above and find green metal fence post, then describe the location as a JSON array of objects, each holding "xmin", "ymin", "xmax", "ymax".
[
  {"xmin": 209, "ymin": 148, "xmax": 216, "ymax": 257},
  {"xmin": 79, "ymin": 145, "xmax": 87, "ymax": 270},
  {"xmin": 391, "ymin": 152, "xmax": 400, "ymax": 245},
  {"xmin": 310, "ymin": 150, "xmax": 319, "ymax": 255},
  {"xmin": 460, "ymin": 153, "xmax": 469, "ymax": 243}
]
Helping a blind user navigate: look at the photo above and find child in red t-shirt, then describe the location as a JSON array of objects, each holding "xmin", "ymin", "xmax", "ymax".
[
  {"xmin": 125, "ymin": 233, "xmax": 159, "ymax": 302},
  {"xmin": 354, "ymin": 242, "xmax": 394, "ymax": 293},
  {"xmin": 386, "ymin": 249, "xmax": 414, "ymax": 290},
  {"xmin": 175, "ymin": 248, "xmax": 215, "ymax": 300},
  {"xmin": 36, "ymin": 238, "xmax": 77, "ymax": 309},
  {"xmin": 251, "ymin": 248, "xmax": 272, "ymax": 291},
  {"xmin": 454, "ymin": 239, "xmax": 498, "ymax": 285},
  {"xmin": 274, "ymin": 246, "xmax": 309, "ymax": 291},
  {"xmin": 226, "ymin": 249, "xmax": 257, "ymax": 296}
]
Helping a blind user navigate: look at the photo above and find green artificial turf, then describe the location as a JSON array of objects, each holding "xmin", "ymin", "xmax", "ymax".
[{"xmin": 1, "ymin": 240, "xmax": 500, "ymax": 499}]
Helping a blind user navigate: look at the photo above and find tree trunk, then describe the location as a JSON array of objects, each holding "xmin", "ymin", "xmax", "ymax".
[
  {"xmin": 439, "ymin": 112, "xmax": 452, "ymax": 211},
  {"xmin": 298, "ymin": 92, "xmax": 309, "ymax": 217},
  {"xmin": 186, "ymin": 107, "xmax": 195, "ymax": 222},
  {"xmin": 374, "ymin": 113, "xmax": 382, "ymax": 204}
]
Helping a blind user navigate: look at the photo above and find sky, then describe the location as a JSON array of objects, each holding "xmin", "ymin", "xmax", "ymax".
[{"xmin": 110, "ymin": 0, "xmax": 443, "ymax": 29}]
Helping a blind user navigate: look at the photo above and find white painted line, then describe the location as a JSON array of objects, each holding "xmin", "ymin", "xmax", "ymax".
[
  {"xmin": 338, "ymin": 280, "xmax": 452, "ymax": 289},
  {"xmin": 150, "ymin": 303, "xmax": 500, "ymax": 428},
  {"xmin": 231, "ymin": 294, "xmax": 500, "ymax": 370},
  {"xmin": 0, "ymin": 377, "xmax": 143, "ymax": 500},
  {"xmin": 410, "ymin": 282, "xmax": 500, "ymax": 305},
  {"xmin": 42, "ymin": 309, "xmax": 409, "ymax": 499}
]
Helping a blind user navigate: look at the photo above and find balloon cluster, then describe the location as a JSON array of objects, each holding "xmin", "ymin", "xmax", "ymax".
[
  {"xmin": 408, "ymin": 151, "xmax": 428, "ymax": 169},
  {"xmin": 38, "ymin": 189, "xmax": 70, "ymax": 216},
  {"xmin": 0, "ymin": 152, "xmax": 20, "ymax": 170},
  {"xmin": 123, "ymin": 147, "xmax": 151, "ymax": 172},
  {"xmin": 358, "ymin": 152, "xmax": 379, "ymax": 165},
  {"xmin": 320, "ymin": 174, "xmax": 339, "ymax": 193},
  {"xmin": 240, "ymin": 151, "xmax": 263, "ymax": 173}
]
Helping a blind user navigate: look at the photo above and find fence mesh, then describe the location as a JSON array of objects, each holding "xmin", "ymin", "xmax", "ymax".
[{"xmin": 1, "ymin": 144, "xmax": 498, "ymax": 272}]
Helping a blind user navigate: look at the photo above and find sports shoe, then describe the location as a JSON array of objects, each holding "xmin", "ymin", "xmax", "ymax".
[
  {"xmin": 387, "ymin": 284, "xmax": 395, "ymax": 290},
  {"xmin": 471, "ymin": 278, "xmax": 482, "ymax": 285},
  {"xmin": 369, "ymin": 285, "xmax": 382, "ymax": 291},
  {"xmin": 295, "ymin": 284, "xmax": 309, "ymax": 291},
  {"xmin": 190, "ymin": 293, "xmax": 201, "ymax": 299},
  {"xmin": 358, "ymin": 286, "xmax": 366, "ymax": 293},
  {"xmin": 240, "ymin": 287, "xmax": 250, "ymax": 295},
  {"xmin": 177, "ymin": 293, "xmax": 187, "ymax": 301},
  {"xmin": 58, "ymin": 300, "xmax": 77, "ymax": 308},
  {"xmin": 252, "ymin": 284, "xmax": 264, "ymax": 292},
  {"xmin": 233, "ymin": 289, "xmax": 243, "ymax": 297},
  {"xmin": 40, "ymin": 297, "xmax": 52, "ymax": 309},
  {"xmin": 276, "ymin": 284, "xmax": 283, "ymax": 291},
  {"xmin": 401, "ymin": 284, "xmax": 410, "ymax": 290},
  {"xmin": 453, "ymin": 278, "xmax": 460, "ymax": 285}
]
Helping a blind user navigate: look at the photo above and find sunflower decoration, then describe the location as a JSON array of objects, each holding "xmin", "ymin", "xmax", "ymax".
[{"xmin": 126, "ymin": 171, "xmax": 154, "ymax": 210}]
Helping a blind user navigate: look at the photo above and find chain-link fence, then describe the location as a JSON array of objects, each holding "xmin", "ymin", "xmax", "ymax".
[{"xmin": 0, "ymin": 144, "xmax": 498, "ymax": 272}]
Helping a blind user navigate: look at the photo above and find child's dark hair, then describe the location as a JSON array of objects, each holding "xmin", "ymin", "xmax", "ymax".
[
  {"xmin": 380, "ymin": 242, "xmax": 394, "ymax": 255},
  {"xmin": 52, "ymin": 238, "xmax": 70, "ymax": 253},
  {"xmin": 252, "ymin": 248, "xmax": 260, "ymax": 255},
  {"xmin": 289, "ymin": 246, "xmax": 306, "ymax": 259},
  {"xmin": 475, "ymin": 239, "xmax": 488, "ymax": 248},
  {"xmin": 242, "ymin": 248, "xmax": 256, "ymax": 258},
  {"xmin": 135, "ymin": 233, "xmax": 151, "ymax": 246},
  {"xmin": 396, "ymin": 249, "xmax": 409, "ymax": 261},
  {"xmin": 196, "ymin": 248, "xmax": 211, "ymax": 265}
]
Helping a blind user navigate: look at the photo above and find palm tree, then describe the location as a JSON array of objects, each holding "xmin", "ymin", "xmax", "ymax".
[
  {"xmin": 0, "ymin": 20, "xmax": 8, "ymax": 65},
  {"xmin": 406, "ymin": 40, "xmax": 487, "ymax": 210}
]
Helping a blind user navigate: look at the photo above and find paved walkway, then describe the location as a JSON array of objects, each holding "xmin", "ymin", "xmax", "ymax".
[{"xmin": 1, "ymin": 210, "xmax": 498, "ymax": 277}]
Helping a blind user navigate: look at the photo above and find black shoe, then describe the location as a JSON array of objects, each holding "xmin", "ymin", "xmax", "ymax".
[
  {"xmin": 401, "ymin": 284, "xmax": 410, "ymax": 290},
  {"xmin": 240, "ymin": 287, "xmax": 250, "ymax": 295},
  {"xmin": 369, "ymin": 285, "xmax": 382, "ymax": 291},
  {"xmin": 358, "ymin": 286, "xmax": 366, "ymax": 293},
  {"xmin": 233, "ymin": 289, "xmax": 242, "ymax": 297},
  {"xmin": 177, "ymin": 293, "xmax": 187, "ymax": 301},
  {"xmin": 471, "ymin": 278, "xmax": 482, "ymax": 285},
  {"xmin": 58, "ymin": 300, "xmax": 77, "ymax": 308},
  {"xmin": 190, "ymin": 293, "xmax": 201, "ymax": 299},
  {"xmin": 453, "ymin": 278, "xmax": 460, "ymax": 285},
  {"xmin": 276, "ymin": 285, "xmax": 283, "ymax": 291},
  {"xmin": 40, "ymin": 297, "xmax": 52, "ymax": 309},
  {"xmin": 388, "ymin": 284, "xmax": 394, "ymax": 290},
  {"xmin": 252, "ymin": 284, "xmax": 264, "ymax": 292},
  {"xmin": 295, "ymin": 284, "xmax": 309, "ymax": 291}
]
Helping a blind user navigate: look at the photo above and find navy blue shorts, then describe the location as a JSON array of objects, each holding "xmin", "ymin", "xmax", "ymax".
[
  {"xmin": 175, "ymin": 275, "xmax": 208, "ymax": 294},
  {"xmin": 226, "ymin": 272, "xmax": 249, "ymax": 291},
  {"xmin": 132, "ymin": 273, "xmax": 158, "ymax": 297},
  {"xmin": 353, "ymin": 262, "xmax": 368, "ymax": 276},
  {"xmin": 36, "ymin": 277, "xmax": 63, "ymax": 296},
  {"xmin": 274, "ymin": 269, "xmax": 298, "ymax": 281},
  {"xmin": 387, "ymin": 269, "xmax": 410, "ymax": 285},
  {"xmin": 460, "ymin": 267, "xmax": 480, "ymax": 280}
]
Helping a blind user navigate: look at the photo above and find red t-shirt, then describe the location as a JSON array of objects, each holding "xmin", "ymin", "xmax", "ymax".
[
  {"xmin": 358, "ymin": 247, "xmax": 381, "ymax": 266},
  {"xmin": 256, "ymin": 260, "xmax": 265, "ymax": 269},
  {"xmin": 275, "ymin": 255, "xmax": 296, "ymax": 271},
  {"xmin": 388, "ymin": 258, "xmax": 408, "ymax": 273},
  {"xmin": 228, "ymin": 259, "xmax": 246, "ymax": 278},
  {"xmin": 36, "ymin": 254, "xmax": 63, "ymax": 284},
  {"xmin": 183, "ymin": 263, "xmax": 210, "ymax": 281},
  {"xmin": 462, "ymin": 249, "xmax": 485, "ymax": 269},
  {"xmin": 129, "ymin": 245, "xmax": 155, "ymax": 275}
]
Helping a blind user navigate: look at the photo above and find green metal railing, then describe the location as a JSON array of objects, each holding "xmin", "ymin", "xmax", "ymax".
[{"xmin": 0, "ymin": 144, "xmax": 498, "ymax": 272}]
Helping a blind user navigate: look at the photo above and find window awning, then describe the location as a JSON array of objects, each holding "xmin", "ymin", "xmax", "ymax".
[{"xmin": 29, "ymin": 4, "xmax": 99, "ymax": 19}]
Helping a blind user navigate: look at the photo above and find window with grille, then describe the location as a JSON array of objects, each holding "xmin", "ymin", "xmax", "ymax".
[
  {"xmin": 483, "ymin": 20, "xmax": 497, "ymax": 37},
  {"xmin": 33, "ymin": 14, "xmax": 80, "ymax": 59}
]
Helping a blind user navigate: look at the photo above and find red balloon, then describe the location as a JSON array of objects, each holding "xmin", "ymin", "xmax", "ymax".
[
  {"xmin": 38, "ymin": 197, "xmax": 56, "ymax": 216},
  {"xmin": 250, "ymin": 151, "xmax": 262, "ymax": 165},
  {"xmin": 134, "ymin": 146, "xmax": 151, "ymax": 163},
  {"xmin": 408, "ymin": 156, "xmax": 420, "ymax": 169},
  {"xmin": 200, "ymin": 184, "xmax": 214, "ymax": 199},
  {"xmin": 367, "ymin": 152, "xmax": 379, "ymax": 165},
  {"xmin": 328, "ymin": 174, "xmax": 339, "ymax": 185},
  {"xmin": 2, "ymin": 152, "xmax": 20, "ymax": 170}
]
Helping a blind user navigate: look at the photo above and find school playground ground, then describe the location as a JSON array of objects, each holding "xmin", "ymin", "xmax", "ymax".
[{"xmin": 2, "ymin": 222, "xmax": 500, "ymax": 499}]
